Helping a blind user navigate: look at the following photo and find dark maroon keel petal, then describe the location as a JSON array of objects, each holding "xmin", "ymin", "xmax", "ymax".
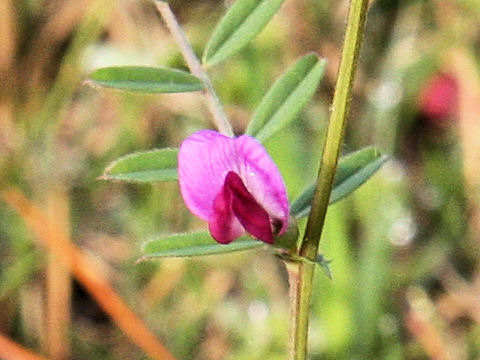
[
  {"xmin": 224, "ymin": 172, "xmax": 274, "ymax": 244},
  {"xmin": 208, "ymin": 179, "xmax": 243, "ymax": 244}
]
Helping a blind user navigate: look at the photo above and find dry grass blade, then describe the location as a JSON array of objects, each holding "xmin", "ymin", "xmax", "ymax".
[
  {"xmin": 0, "ymin": 0, "xmax": 16, "ymax": 71},
  {"xmin": 45, "ymin": 191, "xmax": 71, "ymax": 360},
  {"xmin": 2, "ymin": 188, "xmax": 177, "ymax": 360},
  {"xmin": 0, "ymin": 333, "xmax": 50, "ymax": 360},
  {"xmin": 405, "ymin": 288, "xmax": 453, "ymax": 360},
  {"xmin": 450, "ymin": 49, "xmax": 480, "ymax": 236}
]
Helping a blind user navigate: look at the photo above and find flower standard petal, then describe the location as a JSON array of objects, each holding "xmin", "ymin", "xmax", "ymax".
[{"xmin": 178, "ymin": 130, "xmax": 239, "ymax": 220}]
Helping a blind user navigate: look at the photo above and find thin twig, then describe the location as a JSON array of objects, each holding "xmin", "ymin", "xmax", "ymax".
[{"xmin": 154, "ymin": 1, "xmax": 234, "ymax": 136}]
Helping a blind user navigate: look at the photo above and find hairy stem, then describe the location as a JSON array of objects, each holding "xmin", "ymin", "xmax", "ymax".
[
  {"xmin": 288, "ymin": 0, "xmax": 370, "ymax": 359},
  {"xmin": 287, "ymin": 261, "xmax": 315, "ymax": 360},
  {"xmin": 300, "ymin": 0, "xmax": 369, "ymax": 260},
  {"xmin": 154, "ymin": 1, "xmax": 233, "ymax": 136}
]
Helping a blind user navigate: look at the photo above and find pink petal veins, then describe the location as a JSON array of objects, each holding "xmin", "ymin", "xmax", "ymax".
[{"xmin": 178, "ymin": 130, "xmax": 238, "ymax": 221}]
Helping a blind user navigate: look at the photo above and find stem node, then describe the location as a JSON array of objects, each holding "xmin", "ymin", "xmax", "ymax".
[{"xmin": 288, "ymin": 0, "xmax": 369, "ymax": 359}]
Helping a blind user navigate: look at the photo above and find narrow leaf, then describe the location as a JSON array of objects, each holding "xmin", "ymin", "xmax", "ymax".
[
  {"xmin": 331, "ymin": 149, "xmax": 388, "ymax": 204},
  {"xmin": 102, "ymin": 148, "xmax": 178, "ymax": 183},
  {"xmin": 141, "ymin": 231, "xmax": 262, "ymax": 259},
  {"xmin": 247, "ymin": 54, "xmax": 326, "ymax": 142},
  {"xmin": 89, "ymin": 66, "xmax": 204, "ymax": 93},
  {"xmin": 316, "ymin": 254, "xmax": 333, "ymax": 280},
  {"xmin": 291, "ymin": 147, "xmax": 388, "ymax": 218},
  {"xmin": 203, "ymin": 0, "xmax": 285, "ymax": 66}
]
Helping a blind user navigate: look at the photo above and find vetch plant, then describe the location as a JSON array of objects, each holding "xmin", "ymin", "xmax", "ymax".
[{"xmin": 91, "ymin": 0, "xmax": 380, "ymax": 359}]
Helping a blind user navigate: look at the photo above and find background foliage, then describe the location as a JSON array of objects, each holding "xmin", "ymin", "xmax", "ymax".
[{"xmin": 1, "ymin": 0, "xmax": 480, "ymax": 359}]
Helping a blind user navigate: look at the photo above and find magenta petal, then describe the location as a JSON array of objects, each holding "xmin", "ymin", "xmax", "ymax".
[
  {"xmin": 178, "ymin": 130, "xmax": 238, "ymax": 221},
  {"xmin": 178, "ymin": 130, "xmax": 290, "ymax": 242},
  {"xmin": 225, "ymin": 172, "xmax": 273, "ymax": 244},
  {"xmin": 208, "ymin": 178, "xmax": 244, "ymax": 244},
  {"xmin": 234, "ymin": 135, "xmax": 289, "ymax": 234}
]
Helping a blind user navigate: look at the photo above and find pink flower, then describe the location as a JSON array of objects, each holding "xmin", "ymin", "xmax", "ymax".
[
  {"xmin": 178, "ymin": 130, "xmax": 289, "ymax": 244},
  {"xmin": 419, "ymin": 73, "xmax": 458, "ymax": 121}
]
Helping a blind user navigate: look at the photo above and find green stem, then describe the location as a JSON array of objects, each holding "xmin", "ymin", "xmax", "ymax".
[
  {"xmin": 287, "ymin": 261, "xmax": 315, "ymax": 360},
  {"xmin": 288, "ymin": 0, "xmax": 369, "ymax": 359},
  {"xmin": 300, "ymin": 0, "xmax": 369, "ymax": 260},
  {"xmin": 154, "ymin": 1, "xmax": 234, "ymax": 136}
]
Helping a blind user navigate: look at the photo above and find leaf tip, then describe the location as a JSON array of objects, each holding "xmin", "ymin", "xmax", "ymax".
[
  {"xmin": 83, "ymin": 78, "xmax": 99, "ymax": 88},
  {"xmin": 135, "ymin": 255, "xmax": 150, "ymax": 265},
  {"xmin": 97, "ymin": 174, "xmax": 109, "ymax": 181},
  {"xmin": 316, "ymin": 254, "xmax": 333, "ymax": 279}
]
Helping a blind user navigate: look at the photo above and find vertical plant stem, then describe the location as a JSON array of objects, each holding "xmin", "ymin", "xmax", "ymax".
[
  {"xmin": 300, "ymin": 0, "xmax": 369, "ymax": 260},
  {"xmin": 288, "ymin": 0, "xmax": 370, "ymax": 359},
  {"xmin": 154, "ymin": 1, "xmax": 234, "ymax": 136},
  {"xmin": 287, "ymin": 261, "xmax": 315, "ymax": 360}
]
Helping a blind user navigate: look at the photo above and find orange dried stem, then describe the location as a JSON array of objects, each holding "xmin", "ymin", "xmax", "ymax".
[
  {"xmin": 0, "ymin": 333, "xmax": 50, "ymax": 360},
  {"xmin": 2, "ymin": 189, "xmax": 177, "ymax": 360}
]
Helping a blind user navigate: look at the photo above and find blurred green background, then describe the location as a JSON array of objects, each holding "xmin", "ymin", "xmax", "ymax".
[{"xmin": 1, "ymin": 0, "xmax": 480, "ymax": 359}]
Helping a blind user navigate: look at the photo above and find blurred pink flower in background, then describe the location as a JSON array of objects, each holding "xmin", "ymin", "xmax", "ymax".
[
  {"xmin": 178, "ymin": 130, "xmax": 289, "ymax": 244},
  {"xmin": 419, "ymin": 73, "xmax": 458, "ymax": 123}
]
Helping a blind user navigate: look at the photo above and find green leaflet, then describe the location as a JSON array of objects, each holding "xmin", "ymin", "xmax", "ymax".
[
  {"xmin": 247, "ymin": 54, "xmax": 326, "ymax": 143},
  {"xmin": 203, "ymin": 0, "xmax": 285, "ymax": 66},
  {"xmin": 89, "ymin": 66, "xmax": 204, "ymax": 93},
  {"xmin": 140, "ymin": 231, "xmax": 262, "ymax": 259},
  {"xmin": 101, "ymin": 148, "xmax": 178, "ymax": 183},
  {"xmin": 291, "ymin": 147, "xmax": 388, "ymax": 218}
]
